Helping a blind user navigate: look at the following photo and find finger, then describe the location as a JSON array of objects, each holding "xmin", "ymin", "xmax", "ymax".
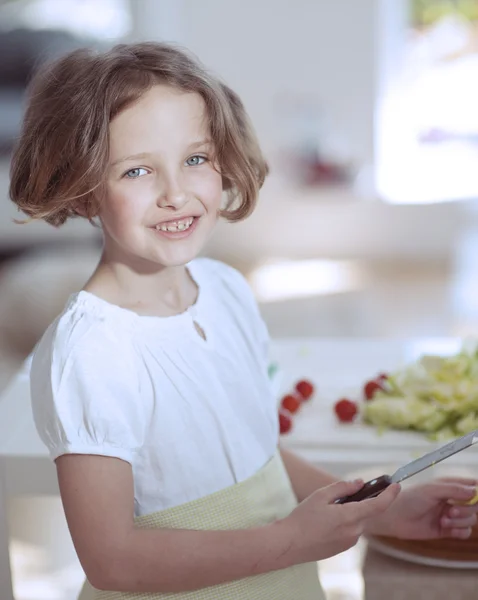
[
  {"xmin": 456, "ymin": 487, "xmax": 478, "ymax": 506},
  {"xmin": 436, "ymin": 477, "xmax": 478, "ymax": 487},
  {"xmin": 445, "ymin": 505, "xmax": 478, "ymax": 519},
  {"xmin": 437, "ymin": 479, "xmax": 478, "ymax": 504},
  {"xmin": 425, "ymin": 482, "xmax": 478, "ymax": 504},
  {"xmin": 323, "ymin": 479, "xmax": 364, "ymax": 504},
  {"xmin": 354, "ymin": 483, "xmax": 401, "ymax": 518},
  {"xmin": 441, "ymin": 514, "xmax": 477, "ymax": 529},
  {"xmin": 441, "ymin": 526, "xmax": 473, "ymax": 540}
]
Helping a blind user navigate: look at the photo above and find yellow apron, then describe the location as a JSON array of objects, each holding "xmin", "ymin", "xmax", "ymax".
[{"xmin": 78, "ymin": 452, "xmax": 324, "ymax": 599}]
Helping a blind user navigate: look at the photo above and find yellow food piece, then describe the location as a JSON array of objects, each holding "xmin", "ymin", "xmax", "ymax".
[{"xmin": 461, "ymin": 488, "xmax": 478, "ymax": 506}]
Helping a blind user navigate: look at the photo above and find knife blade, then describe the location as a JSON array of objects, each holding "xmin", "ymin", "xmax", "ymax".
[{"xmin": 335, "ymin": 429, "xmax": 478, "ymax": 504}]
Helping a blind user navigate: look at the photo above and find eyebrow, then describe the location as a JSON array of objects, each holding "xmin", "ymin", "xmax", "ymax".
[
  {"xmin": 110, "ymin": 152, "xmax": 151, "ymax": 168},
  {"xmin": 110, "ymin": 139, "xmax": 213, "ymax": 168},
  {"xmin": 188, "ymin": 138, "xmax": 213, "ymax": 151}
]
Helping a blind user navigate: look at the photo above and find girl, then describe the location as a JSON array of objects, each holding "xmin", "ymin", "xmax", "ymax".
[{"xmin": 9, "ymin": 42, "xmax": 478, "ymax": 600}]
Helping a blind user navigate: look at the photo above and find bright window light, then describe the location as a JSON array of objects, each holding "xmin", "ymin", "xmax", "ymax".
[
  {"xmin": 4, "ymin": 0, "xmax": 131, "ymax": 40},
  {"xmin": 377, "ymin": 8, "xmax": 478, "ymax": 204},
  {"xmin": 248, "ymin": 259, "xmax": 364, "ymax": 303},
  {"xmin": 377, "ymin": 59, "xmax": 478, "ymax": 204}
]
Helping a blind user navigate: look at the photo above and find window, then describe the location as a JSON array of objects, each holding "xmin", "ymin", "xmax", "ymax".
[
  {"xmin": 377, "ymin": 0, "xmax": 478, "ymax": 203},
  {"xmin": 0, "ymin": 0, "xmax": 131, "ymax": 40}
]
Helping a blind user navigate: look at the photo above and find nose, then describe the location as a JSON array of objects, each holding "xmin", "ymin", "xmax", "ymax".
[{"xmin": 156, "ymin": 171, "xmax": 187, "ymax": 210}]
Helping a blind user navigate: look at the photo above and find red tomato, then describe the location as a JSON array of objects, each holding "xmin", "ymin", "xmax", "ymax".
[
  {"xmin": 363, "ymin": 379, "xmax": 383, "ymax": 401},
  {"xmin": 295, "ymin": 379, "xmax": 314, "ymax": 400},
  {"xmin": 334, "ymin": 398, "xmax": 358, "ymax": 422},
  {"xmin": 281, "ymin": 394, "xmax": 301, "ymax": 414},
  {"xmin": 279, "ymin": 411, "xmax": 293, "ymax": 434}
]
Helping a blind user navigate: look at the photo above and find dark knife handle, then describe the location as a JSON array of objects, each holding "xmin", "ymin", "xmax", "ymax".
[{"xmin": 334, "ymin": 475, "xmax": 393, "ymax": 504}]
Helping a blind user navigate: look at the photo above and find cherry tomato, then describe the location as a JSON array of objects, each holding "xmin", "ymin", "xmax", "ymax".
[
  {"xmin": 363, "ymin": 379, "xmax": 383, "ymax": 401},
  {"xmin": 279, "ymin": 411, "xmax": 293, "ymax": 434},
  {"xmin": 334, "ymin": 398, "xmax": 358, "ymax": 422},
  {"xmin": 281, "ymin": 394, "xmax": 302, "ymax": 414},
  {"xmin": 295, "ymin": 379, "xmax": 314, "ymax": 400}
]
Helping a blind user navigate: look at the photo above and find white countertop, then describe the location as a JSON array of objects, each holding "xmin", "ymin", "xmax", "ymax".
[
  {"xmin": 1, "ymin": 337, "xmax": 477, "ymax": 494},
  {"xmin": 273, "ymin": 338, "xmax": 478, "ymax": 475}
]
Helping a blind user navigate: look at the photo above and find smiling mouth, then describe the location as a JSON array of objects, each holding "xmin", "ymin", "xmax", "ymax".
[{"xmin": 154, "ymin": 216, "xmax": 196, "ymax": 233}]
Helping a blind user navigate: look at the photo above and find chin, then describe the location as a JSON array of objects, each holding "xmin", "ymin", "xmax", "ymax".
[
  {"xmin": 152, "ymin": 247, "xmax": 204, "ymax": 268},
  {"xmin": 152, "ymin": 234, "xmax": 212, "ymax": 267}
]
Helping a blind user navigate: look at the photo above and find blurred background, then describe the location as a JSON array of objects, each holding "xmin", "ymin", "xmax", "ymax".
[
  {"xmin": 1, "ymin": 1, "xmax": 478, "ymax": 597},
  {"xmin": 2, "ymin": 0, "xmax": 478, "ymax": 381}
]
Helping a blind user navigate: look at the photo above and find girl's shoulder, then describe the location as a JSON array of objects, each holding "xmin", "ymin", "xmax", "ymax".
[
  {"xmin": 32, "ymin": 291, "xmax": 138, "ymax": 378},
  {"xmin": 29, "ymin": 293, "xmax": 148, "ymax": 465},
  {"xmin": 190, "ymin": 257, "xmax": 255, "ymax": 302}
]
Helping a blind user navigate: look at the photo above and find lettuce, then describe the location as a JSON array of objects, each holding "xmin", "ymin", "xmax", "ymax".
[{"xmin": 363, "ymin": 343, "xmax": 478, "ymax": 439}]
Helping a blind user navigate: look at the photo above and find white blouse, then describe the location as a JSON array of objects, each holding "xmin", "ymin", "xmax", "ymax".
[{"xmin": 30, "ymin": 258, "xmax": 279, "ymax": 516}]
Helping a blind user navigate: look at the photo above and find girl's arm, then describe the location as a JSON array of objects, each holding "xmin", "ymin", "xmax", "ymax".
[
  {"xmin": 57, "ymin": 452, "xmax": 398, "ymax": 593},
  {"xmin": 280, "ymin": 447, "xmax": 338, "ymax": 501},
  {"xmin": 57, "ymin": 454, "xmax": 292, "ymax": 593}
]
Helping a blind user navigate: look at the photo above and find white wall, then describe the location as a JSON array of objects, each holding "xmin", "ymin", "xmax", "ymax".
[{"xmin": 130, "ymin": 0, "xmax": 378, "ymax": 168}]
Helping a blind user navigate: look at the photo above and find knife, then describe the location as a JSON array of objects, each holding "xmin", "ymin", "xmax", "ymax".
[{"xmin": 335, "ymin": 429, "xmax": 478, "ymax": 504}]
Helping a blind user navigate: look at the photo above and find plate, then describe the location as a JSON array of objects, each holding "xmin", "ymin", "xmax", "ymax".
[
  {"xmin": 348, "ymin": 465, "xmax": 478, "ymax": 569},
  {"xmin": 367, "ymin": 531, "xmax": 478, "ymax": 569}
]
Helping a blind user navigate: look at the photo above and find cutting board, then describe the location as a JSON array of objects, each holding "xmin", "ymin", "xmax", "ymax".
[{"xmin": 271, "ymin": 338, "xmax": 478, "ymax": 466}]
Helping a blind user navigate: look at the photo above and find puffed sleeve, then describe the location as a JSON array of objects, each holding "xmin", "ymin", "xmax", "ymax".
[{"xmin": 30, "ymin": 316, "xmax": 148, "ymax": 464}]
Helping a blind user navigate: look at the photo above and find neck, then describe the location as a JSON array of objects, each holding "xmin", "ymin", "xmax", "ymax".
[{"xmin": 84, "ymin": 252, "xmax": 198, "ymax": 317}]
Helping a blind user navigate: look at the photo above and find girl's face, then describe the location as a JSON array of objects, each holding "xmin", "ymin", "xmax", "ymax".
[{"xmin": 100, "ymin": 85, "xmax": 223, "ymax": 269}]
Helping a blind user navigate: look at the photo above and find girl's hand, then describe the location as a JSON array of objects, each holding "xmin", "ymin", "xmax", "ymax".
[
  {"xmin": 276, "ymin": 478, "xmax": 401, "ymax": 565},
  {"xmin": 366, "ymin": 477, "xmax": 478, "ymax": 540}
]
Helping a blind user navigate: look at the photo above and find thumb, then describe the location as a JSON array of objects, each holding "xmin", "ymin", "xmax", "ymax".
[
  {"xmin": 427, "ymin": 482, "xmax": 478, "ymax": 505},
  {"xmin": 321, "ymin": 479, "xmax": 365, "ymax": 504}
]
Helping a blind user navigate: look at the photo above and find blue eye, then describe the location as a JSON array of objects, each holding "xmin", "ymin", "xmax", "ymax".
[
  {"xmin": 124, "ymin": 168, "xmax": 148, "ymax": 179},
  {"xmin": 186, "ymin": 155, "xmax": 206, "ymax": 167}
]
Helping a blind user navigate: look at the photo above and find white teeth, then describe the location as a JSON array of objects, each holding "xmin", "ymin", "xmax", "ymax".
[{"xmin": 156, "ymin": 217, "xmax": 194, "ymax": 232}]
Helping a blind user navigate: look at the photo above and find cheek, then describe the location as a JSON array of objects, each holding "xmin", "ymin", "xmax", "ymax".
[
  {"xmin": 195, "ymin": 170, "xmax": 224, "ymax": 208},
  {"xmin": 100, "ymin": 187, "xmax": 145, "ymax": 234}
]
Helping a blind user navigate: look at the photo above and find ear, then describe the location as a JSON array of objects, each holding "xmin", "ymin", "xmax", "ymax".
[{"xmin": 73, "ymin": 202, "xmax": 88, "ymax": 217}]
